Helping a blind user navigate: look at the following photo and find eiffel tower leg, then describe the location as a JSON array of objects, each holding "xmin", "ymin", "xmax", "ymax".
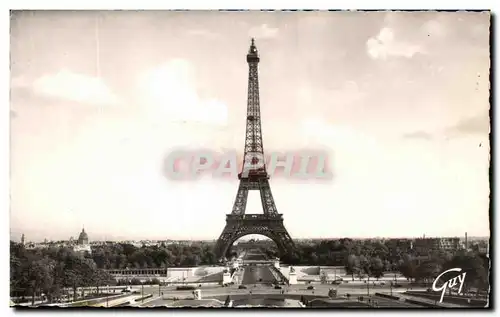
[
  {"xmin": 214, "ymin": 182, "xmax": 249, "ymax": 259},
  {"xmin": 259, "ymin": 179, "xmax": 296, "ymax": 254},
  {"xmin": 214, "ymin": 221, "xmax": 238, "ymax": 259}
]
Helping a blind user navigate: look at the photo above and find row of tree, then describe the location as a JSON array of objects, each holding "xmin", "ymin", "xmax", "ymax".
[
  {"xmin": 10, "ymin": 242, "xmax": 115, "ymax": 305},
  {"xmin": 343, "ymin": 250, "xmax": 489, "ymax": 294},
  {"xmin": 91, "ymin": 242, "xmax": 218, "ymax": 269},
  {"xmin": 396, "ymin": 251, "xmax": 489, "ymax": 292}
]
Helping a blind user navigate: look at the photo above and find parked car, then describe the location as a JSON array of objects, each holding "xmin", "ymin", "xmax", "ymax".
[
  {"xmin": 274, "ymin": 285, "xmax": 282, "ymax": 289},
  {"xmin": 121, "ymin": 287, "xmax": 132, "ymax": 293},
  {"xmin": 331, "ymin": 280, "xmax": 341, "ymax": 285},
  {"xmin": 238, "ymin": 285, "xmax": 247, "ymax": 289},
  {"xmin": 307, "ymin": 286, "xmax": 315, "ymax": 290}
]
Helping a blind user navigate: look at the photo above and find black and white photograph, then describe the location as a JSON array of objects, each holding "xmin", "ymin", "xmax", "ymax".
[{"xmin": 8, "ymin": 9, "xmax": 491, "ymax": 309}]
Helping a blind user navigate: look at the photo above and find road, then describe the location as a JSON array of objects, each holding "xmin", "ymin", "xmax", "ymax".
[
  {"xmin": 241, "ymin": 266, "xmax": 278, "ymax": 285},
  {"xmin": 238, "ymin": 248, "xmax": 279, "ymax": 285}
]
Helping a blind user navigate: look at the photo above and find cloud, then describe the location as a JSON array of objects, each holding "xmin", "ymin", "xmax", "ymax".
[
  {"xmin": 403, "ymin": 113, "xmax": 490, "ymax": 141},
  {"xmin": 402, "ymin": 131, "xmax": 434, "ymax": 140},
  {"xmin": 422, "ymin": 19, "xmax": 447, "ymax": 38},
  {"xmin": 447, "ymin": 113, "xmax": 490, "ymax": 136},
  {"xmin": 186, "ymin": 29, "xmax": 221, "ymax": 39},
  {"xmin": 33, "ymin": 70, "xmax": 119, "ymax": 106},
  {"xmin": 138, "ymin": 59, "xmax": 228, "ymax": 126},
  {"xmin": 248, "ymin": 24, "xmax": 279, "ymax": 39},
  {"xmin": 366, "ymin": 27, "xmax": 424, "ymax": 60}
]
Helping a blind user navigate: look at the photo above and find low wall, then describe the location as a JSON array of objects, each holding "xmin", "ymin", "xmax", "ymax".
[
  {"xmin": 168, "ymin": 267, "xmax": 196, "ymax": 279},
  {"xmin": 116, "ymin": 295, "xmax": 153, "ymax": 308},
  {"xmin": 374, "ymin": 293, "xmax": 400, "ymax": 301},
  {"xmin": 320, "ymin": 266, "xmax": 346, "ymax": 278},
  {"xmin": 404, "ymin": 298, "xmax": 437, "ymax": 308},
  {"xmin": 114, "ymin": 276, "xmax": 172, "ymax": 282},
  {"xmin": 295, "ymin": 266, "xmax": 321, "ymax": 276},
  {"xmin": 279, "ymin": 266, "xmax": 320, "ymax": 281},
  {"xmin": 193, "ymin": 266, "xmax": 226, "ymax": 277},
  {"xmin": 405, "ymin": 291, "xmax": 487, "ymax": 307},
  {"xmin": 65, "ymin": 293, "xmax": 132, "ymax": 307},
  {"xmin": 270, "ymin": 266, "xmax": 288, "ymax": 284},
  {"xmin": 206, "ymin": 293, "xmax": 330, "ymax": 302}
]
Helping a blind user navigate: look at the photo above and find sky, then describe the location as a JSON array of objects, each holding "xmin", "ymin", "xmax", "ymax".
[{"xmin": 9, "ymin": 10, "xmax": 491, "ymax": 242}]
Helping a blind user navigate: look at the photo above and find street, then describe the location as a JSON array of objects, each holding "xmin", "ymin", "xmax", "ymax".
[{"xmin": 241, "ymin": 266, "xmax": 278, "ymax": 285}]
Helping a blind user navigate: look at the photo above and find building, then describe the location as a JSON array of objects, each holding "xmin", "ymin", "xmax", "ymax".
[
  {"xmin": 413, "ymin": 238, "xmax": 440, "ymax": 254},
  {"xmin": 105, "ymin": 268, "xmax": 169, "ymax": 281},
  {"xmin": 412, "ymin": 237, "xmax": 461, "ymax": 254},
  {"xmin": 73, "ymin": 227, "xmax": 91, "ymax": 254},
  {"xmin": 437, "ymin": 238, "xmax": 461, "ymax": 251},
  {"xmin": 385, "ymin": 238, "xmax": 413, "ymax": 259}
]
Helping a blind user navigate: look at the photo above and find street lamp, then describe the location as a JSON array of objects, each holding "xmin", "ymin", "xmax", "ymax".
[
  {"xmin": 367, "ymin": 275, "xmax": 370, "ymax": 296},
  {"xmin": 106, "ymin": 285, "xmax": 109, "ymax": 308},
  {"xmin": 141, "ymin": 282, "xmax": 144, "ymax": 303}
]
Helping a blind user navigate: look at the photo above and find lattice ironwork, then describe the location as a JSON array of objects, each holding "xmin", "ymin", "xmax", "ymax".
[{"xmin": 214, "ymin": 39, "xmax": 295, "ymax": 260}]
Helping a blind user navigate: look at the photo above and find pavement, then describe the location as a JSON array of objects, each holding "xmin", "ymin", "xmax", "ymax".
[
  {"xmin": 396, "ymin": 293, "xmax": 468, "ymax": 308},
  {"xmin": 91, "ymin": 295, "xmax": 140, "ymax": 307}
]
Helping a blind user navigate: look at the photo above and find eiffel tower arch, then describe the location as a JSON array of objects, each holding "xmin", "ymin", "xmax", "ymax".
[{"xmin": 214, "ymin": 39, "xmax": 296, "ymax": 260}]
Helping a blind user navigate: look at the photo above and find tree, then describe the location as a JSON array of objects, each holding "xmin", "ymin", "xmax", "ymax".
[
  {"xmin": 399, "ymin": 255, "xmax": 418, "ymax": 282},
  {"xmin": 345, "ymin": 255, "xmax": 360, "ymax": 281},
  {"xmin": 27, "ymin": 257, "xmax": 56, "ymax": 305},
  {"xmin": 443, "ymin": 252, "xmax": 489, "ymax": 294},
  {"xmin": 416, "ymin": 259, "xmax": 441, "ymax": 284},
  {"xmin": 358, "ymin": 255, "xmax": 371, "ymax": 279},
  {"xmin": 310, "ymin": 252, "xmax": 319, "ymax": 265},
  {"xmin": 370, "ymin": 257, "xmax": 385, "ymax": 280}
]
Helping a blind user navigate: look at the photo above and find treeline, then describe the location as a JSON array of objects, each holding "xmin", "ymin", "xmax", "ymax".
[
  {"xmin": 10, "ymin": 242, "xmax": 115, "ymax": 305},
  {"xmin": 395, "ymin": 251, "xmax": 489, "ymax": 292},
  {"xmin": 90, "ymin": 242, "xmax": 218, "ymax": 269},
  {"xmin": 262, "ymin": 239, "xmax": 395, "ymax": 266}
]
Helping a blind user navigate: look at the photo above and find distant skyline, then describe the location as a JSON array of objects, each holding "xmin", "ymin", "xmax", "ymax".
[
  {"xmin": 16, "ymin": 232, "xmax": 490, "ymax": 244},
  {"xmin": 10, "ymin": 11, "xmax": 490, "ymax": 241}
]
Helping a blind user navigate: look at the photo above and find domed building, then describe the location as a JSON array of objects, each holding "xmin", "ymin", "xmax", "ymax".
[
  {"xmin": 74, "ymin": 227, "xmax": 91, "ymax": 254},
  {"xmin": 77, "ymin": 227, "xmax": 89, "ymax": 245}
]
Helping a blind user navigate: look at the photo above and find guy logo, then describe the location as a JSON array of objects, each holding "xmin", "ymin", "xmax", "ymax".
[{"xmin": 432, "ymin": 268, "xmax": 467, "ymax": 303}]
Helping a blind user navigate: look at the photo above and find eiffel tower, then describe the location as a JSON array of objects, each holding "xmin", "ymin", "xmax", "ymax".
[{"xmin": 214, "ymin": 39, "xmax": 296, "ymax": 260}]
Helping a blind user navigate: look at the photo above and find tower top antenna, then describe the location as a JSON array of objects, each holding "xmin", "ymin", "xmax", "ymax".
[{"xmin": 247, "ymin": 38, "xmax": 259, "ymax": 61}]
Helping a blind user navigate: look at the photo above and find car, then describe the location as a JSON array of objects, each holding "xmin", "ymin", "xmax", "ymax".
[
  {"xmin": 274, "ymin": 285, "xmax": 282, "ymax": 289},
  {"xmin": 331, "ymin": 281, "xmax": 341, "ymax": 285},
  {"xmin": 238, "ymin": 285, "xmax": 247, "ymax": 289},
  {"xmin": 393, "ymin": 284, "xmax": 402, "ymax": 288},
  {"xmin": 380, "ymin": 282, "xmax": 386, "ymax": 286},
  {"xmin": 307, "ymin": 286, "xmax": 315, "ymax": 290}
]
